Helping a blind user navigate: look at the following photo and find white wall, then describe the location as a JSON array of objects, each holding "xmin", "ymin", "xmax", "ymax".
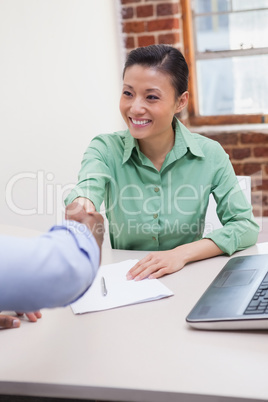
[{"xmin": 0, "ymin": 0, "xmax": 125, "ymax": 232}]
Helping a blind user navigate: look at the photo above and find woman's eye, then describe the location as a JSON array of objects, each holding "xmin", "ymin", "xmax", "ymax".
[
  {"xmin": 123, "ymin": 91, "xmax": 132, "ymax": 97},
  {"xmin": 147, "ymin": 95, "xmax": 159, "ymax": 100}
]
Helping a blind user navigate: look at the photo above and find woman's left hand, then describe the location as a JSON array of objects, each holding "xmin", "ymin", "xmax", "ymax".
[
  {"xmin": 126, "ymin": 239, "xmax": 223, "ymax": 281},
  {"xmin": 126, "ymin": 249, "xmax": 186, "ymax": 280}
]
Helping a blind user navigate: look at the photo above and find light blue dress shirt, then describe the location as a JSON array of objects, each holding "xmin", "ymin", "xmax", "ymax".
[{"xmin": 0, "ymin": 220, "xmax": 100, "ymax": 312}]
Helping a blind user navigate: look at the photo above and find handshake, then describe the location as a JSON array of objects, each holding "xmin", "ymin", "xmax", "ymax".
[
  {"xmin": 65, "ymin": 199, "xmax": 105, "ymax": 251},
  {"xmin": 0, "ymin": 199, "xmax": 105, "ymax": 330}
]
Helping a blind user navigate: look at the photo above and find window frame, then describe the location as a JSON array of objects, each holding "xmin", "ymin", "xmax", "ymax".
[{"xmin": 181, "ymin": 0, "xmax": 268, "ymax": 125}]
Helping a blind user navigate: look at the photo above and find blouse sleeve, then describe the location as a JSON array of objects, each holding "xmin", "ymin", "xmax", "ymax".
[
  {"xmin": 65, "ymin": 135, "xmax": 111, "ymax": 211},
  {"xmin": 203, "ymin": 142, "xmax": 259, "ymax": 255}
]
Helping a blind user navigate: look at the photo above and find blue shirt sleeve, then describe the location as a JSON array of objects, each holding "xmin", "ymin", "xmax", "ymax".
[{"xmin": 0, "ymin": 220, "xmax": 100, "ymax": 312}]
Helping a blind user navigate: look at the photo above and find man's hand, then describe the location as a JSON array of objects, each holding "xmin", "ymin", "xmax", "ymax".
[
  {"xmin": 65, "ymin": 201, "xmax": 104, "ymax": 250},
  {"xmin": 0, "ymin": 314, "xmax": 20, "ymax": 329},
  {"xmin": 0, "ymin": 311, "xmax": 42, "ymax": 329},
  {"xmin": 16, "ymin": 311, "xmax": 42, "ymax": 322}
]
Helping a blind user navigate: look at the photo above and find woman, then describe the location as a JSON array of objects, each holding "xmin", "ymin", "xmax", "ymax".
[{"xmin": 65, "ymin": 44, "xmax": 259, "ymax": 280}]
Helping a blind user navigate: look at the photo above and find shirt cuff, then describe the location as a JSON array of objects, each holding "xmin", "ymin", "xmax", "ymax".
[
  {"xmin": 64, "ymin": 189, "xmax": 88, "ymax": 206},
  {"xmin": 49, "ymin": 220, "xmax": 100, "ymax": 271}
]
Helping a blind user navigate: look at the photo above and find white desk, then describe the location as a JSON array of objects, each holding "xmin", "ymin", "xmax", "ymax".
[{"xmin": 0, "ymin": 225, "xmax": 268, "ymax": 402}]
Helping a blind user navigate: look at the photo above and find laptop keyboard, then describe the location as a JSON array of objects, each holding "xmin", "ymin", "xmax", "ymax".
[{"xmin": 244, "ymin": 272, "xmax": 268, "ymax": 315}]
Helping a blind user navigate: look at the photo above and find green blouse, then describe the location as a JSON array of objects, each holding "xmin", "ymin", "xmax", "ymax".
[{"xmin": 65, "ymin": 118, "xmax": 259, "ymax": 254}]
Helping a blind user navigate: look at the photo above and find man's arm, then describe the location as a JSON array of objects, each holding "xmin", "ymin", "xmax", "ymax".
[{"xmin": 0, "ymin": 203, "xmax": 104, "ymax": 314}]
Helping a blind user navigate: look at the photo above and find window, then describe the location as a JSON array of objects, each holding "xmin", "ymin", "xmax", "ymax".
[{"xmin": 181, "ymin": 0, "xmax": 268, "ymax": 125}]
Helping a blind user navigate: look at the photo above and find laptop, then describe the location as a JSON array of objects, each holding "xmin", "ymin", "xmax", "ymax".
[{"xmin": 186, "ymin": 254, "xmax": 268, "ymax": 330}]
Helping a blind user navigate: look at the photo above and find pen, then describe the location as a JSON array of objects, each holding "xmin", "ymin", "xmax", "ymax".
[{"xmin": 101, "ymin": 276, "xmax": 108, "ymax": 296}]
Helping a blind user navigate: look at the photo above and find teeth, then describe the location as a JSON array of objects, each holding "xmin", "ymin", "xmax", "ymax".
[{"xmin": 132, "ymin": 118, "xmax": 150, "ymax": 125}]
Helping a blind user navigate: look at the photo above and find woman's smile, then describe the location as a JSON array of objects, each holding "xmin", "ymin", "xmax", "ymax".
[{"xmin": 129, "ymin": 117, "xmax": 152, "ymax": 127}]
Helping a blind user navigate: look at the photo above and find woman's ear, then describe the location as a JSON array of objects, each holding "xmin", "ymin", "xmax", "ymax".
[{"xmin": 175, "ymin": 91, "xmax": 189, "ymax": 114}]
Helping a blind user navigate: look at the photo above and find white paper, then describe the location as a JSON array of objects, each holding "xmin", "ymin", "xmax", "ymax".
[{"xmin": 71, "ymin": 259, "xmax": 174, "ymax": 314}]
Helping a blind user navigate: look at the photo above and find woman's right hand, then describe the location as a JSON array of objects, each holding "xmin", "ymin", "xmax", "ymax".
[
  {"xmin": 65, "ymin": 200, "xmax": 104, "ymax": 250},
  {"xmin": 72, "ymin": 197, "xmax": 96, "ymax": 213}
]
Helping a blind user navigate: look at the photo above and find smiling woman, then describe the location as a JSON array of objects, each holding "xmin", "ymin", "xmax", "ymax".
[
  {"xmin": 65, "ymin": 44, "xmax": 259, "ymax": 281},
  {"xmin": 119, "ymin": 64, "xmax": 188, "ymax": 168}
]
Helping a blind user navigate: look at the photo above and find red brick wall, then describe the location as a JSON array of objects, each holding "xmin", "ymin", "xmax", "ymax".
[
  {"xmin": 121, "ymin": 0, "xmax": 183, "ymax": 51},
  {"xmin": 119, "ymin": 0, "xmax": 268, "ymax": 217},
  {"xmin": 196, "ymin": 128, "xmax": 268, "ymax": 217}
]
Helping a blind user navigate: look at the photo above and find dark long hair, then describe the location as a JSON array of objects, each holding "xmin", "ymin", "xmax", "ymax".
[{"xmin": 123, "ymin": 44, "xmax": 189, "ymax": 97}]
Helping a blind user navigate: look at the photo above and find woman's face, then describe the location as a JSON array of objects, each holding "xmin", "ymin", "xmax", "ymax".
[{"xmin": 119, "ymin": 65, "xmax": 187, "ymax": 142}]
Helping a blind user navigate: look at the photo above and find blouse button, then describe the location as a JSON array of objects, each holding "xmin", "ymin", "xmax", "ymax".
[
  {"xmin": 153, "ymin": 213, "xmax": 158, "ymax": 219},
  {"xmin": 154, "ymin": 187, "xmax": 160, "ymax": 193}
]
